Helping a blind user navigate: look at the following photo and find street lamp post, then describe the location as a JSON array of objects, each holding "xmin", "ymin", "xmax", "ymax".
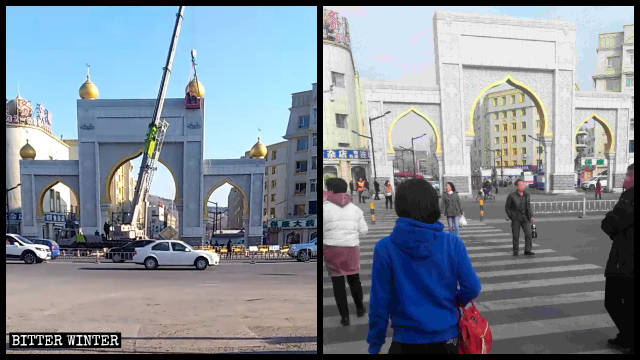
[
  {"xmin": 352, "ymin": 110, "xmax": 390, "ymax": 200},
  {"xmin": 411, "ymin": 133, "xmax": 427, "ymax": 175},
  {"xmin": 6, "ymin": 183, "xmax": 21, "ymax": 232}
]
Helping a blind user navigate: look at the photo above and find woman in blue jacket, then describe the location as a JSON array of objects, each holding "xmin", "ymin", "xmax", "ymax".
[{"xmin": 366, "ymin": 178, "xmax": 482, "ymax": 354}]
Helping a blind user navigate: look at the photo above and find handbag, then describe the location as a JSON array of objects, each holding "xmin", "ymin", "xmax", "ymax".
[
  {"xmin": 458, "ymin": 300, "xmax": 492, "ymax": 354},
  {"xmin": 459, "ymin": 215, "xmax": 467, "ymax": 227}
]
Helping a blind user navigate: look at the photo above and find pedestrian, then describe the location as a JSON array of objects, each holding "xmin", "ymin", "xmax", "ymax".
[
  {"xmin": 374, "ymin": 179, "xmax": 380, "ymax": 200},
  {"xmin": 505, "ymin": 179, "xmax": 535, "ymax": 256},
  {"xmin": 103, "ymin": 221, "xmax": 110, "ymax": 240},
  {"xmin": 384, "ymin": 180, "xmax": 393, "ymax": 210},
  {"xmin": 442, "ymin": 182, "xmax": 463, "ymax": 237},
  {"xmin": 367, "ymin": 178, "xmax": 481, "ymax": 354},
  {"xmin": 226, "ymin": 239, "xmax": 232, "ymax": 259},
  {"xmin": 494, "ymin": 180, "xmax": 499, "ymax": 194},
  {"xmin": 94, "ymin": 229, "xmax": 100, "ymax": 237},
  {"xmin": 357, "ymin": 178, "xmax": 365, "ymax": 204},
  {"xmin": 349, "ymin": 180, "xmax": 354, "ymax": 196},
  {"xmin": 602, "ymin": 163, "xmax": 634, "ymax": 354},
  {"xmin": 483, "ymin": 180, "xmax": 492, "ymax": 200},
  {"xmin": 75, "ymin": 229, "xmax": 86, "ymax": 247},
  {"xmin": 595, "ymin": 179, "xmax": 602, "ymax": 200},
  {"xmin": 323, "ymin": 177, "xmax": 368, "ymax": 327}
]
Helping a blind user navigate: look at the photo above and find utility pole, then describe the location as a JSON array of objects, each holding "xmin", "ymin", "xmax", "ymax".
[{"xmin": 411, "ymin": 133, "xmax": 427, "ymax": 175}]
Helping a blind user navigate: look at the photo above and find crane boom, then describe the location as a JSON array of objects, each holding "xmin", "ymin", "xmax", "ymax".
[{"xmin": 123, "ymin": 6, "xmax": 184, "ymax": 229}]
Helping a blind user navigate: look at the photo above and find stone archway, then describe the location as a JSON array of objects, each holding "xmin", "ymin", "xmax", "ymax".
[
  {"xmin": 573, "ymin": 113, "xmax": 616, "ymax": 191},
  {"xmin": 387, "ymin": 107, "xmax": 442, "ymax": 154},
  {"xmin": 203, "ymin": 177, "xmax": 249, "ymax": 218},
  {"xmin": 36, "ymin": 178, "xmax": 80, "ymax": 217}
]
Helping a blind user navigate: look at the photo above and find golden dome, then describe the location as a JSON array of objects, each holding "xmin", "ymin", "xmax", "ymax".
[
  {"xmin": 249, "ymin": 136, "xmax": 267, "ymax": 159},
  {"xmin": 185, "ymin": 78, "xmax": 205, "ymax": 98},
  {"xmin": 79, "ymin": 75, "xmax": 99, "ymax": 99},
  {"xmin": 20, "ymin": 140, "xmax": 36, "ymax": 160}
]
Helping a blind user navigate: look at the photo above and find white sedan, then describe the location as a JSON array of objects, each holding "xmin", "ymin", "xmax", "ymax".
[{"xmin": 132, "ymin": 240, "xmax": 220, "ymax": 270}]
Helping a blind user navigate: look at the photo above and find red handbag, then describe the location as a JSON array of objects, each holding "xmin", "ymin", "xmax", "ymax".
[{"xmin": 458, "ymin": 300, "xmax": 492, "ymax": 354}]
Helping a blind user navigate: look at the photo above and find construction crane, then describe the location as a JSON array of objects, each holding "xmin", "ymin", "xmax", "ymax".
[{"xmin": 114, "ymin": 6, "xmax": 185, "ymax": 240}]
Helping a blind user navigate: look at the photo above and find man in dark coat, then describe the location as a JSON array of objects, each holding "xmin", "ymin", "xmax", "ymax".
[
  {"xmin": 601, "ymin": 163, "xmax": 634, "ymax": 353},
  {"xmin": 505, "ymin": 179, "xmax": 534, "ymax": 256},
  {"xmin": 349, "ymin": 180, "xmax": 354, "ymax": 196},
  {"xmin": 226, "ymin": 239, "xmax": 233, "ymax": 259},
  {"xmin": 103, "ymin": 222, "xmax": 110, "ymax": 240},
  {"xmin": 373, "ymin": 179, "xmax": 380, "ymax": 200}
]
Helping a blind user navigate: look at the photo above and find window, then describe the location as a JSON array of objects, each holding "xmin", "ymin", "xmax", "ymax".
[
  {"xmin": 271, "ymin": 180, "xmax": 276, "ymax": 189},
  {"xmin": 309, "ymin": 201, "xmax": 317, "ymax": 215},
  {"xmin": 171, "ymin": 242, "xmax": 187, "ymax": 252},
  {"xmin": 264, "ymin": 195, "xmax": 267, "ymax": 203},
  {"xmin": 264, "ymin": 208, "xmax": 267, "ymax": 216},
  {"xmin": 271, "ymin": 194, "xmax": 275, "ymax": 202},
  {"xmin": 503, "ymin": 124, "xmax": 508, "ymax": 131},
  {"xmin": 626, "ymin": 75, "xmax": 634, "ymax": 87},
  {"xmin": 496, "ymin": 161, "xmax": 500, "ymax": 167},
  {"xmin": 607, "ymin": 56, "xmax": 621, "ymax": 69},
  {"xmin": 296, "ymin": 160, "xmax": 308, "ymax": 173},
  {"xmin": 503, "ymin": 136, "xmax": 508, "ymax": 144},
  {"xmin": 271, "ymin": 150, "xmax": 276, "ymax": 160},
  {"xmin": 512, "ymin": 123, "xmax": 517, "ymax": 130},
  {"xmin": 512, "ymin": 110, "xmax": 517, "ymax": 118},
  {"xmin": 501, "ymin": 96, "xmax": 505, "ymax": 105},
  {"xmin": 521, "ymin": 108, "xmax": 526, "ymax": 116},
  {"xmin": 294, "ymin": 204, "xmax": 305, "ymax": 216},
  {"xmin": 271, "ymin": 166, "xmax": 276, "ymax": 175},
  {"xmin": 510, "ymin": 95, "xmax": 515, "ymax": 104},
  {"xmin": 630, "ymin": 140, "xmax": 634, "ymax": 153},
  {"xmin": 628, "ymin": 50, "xmax": 634, "ymax": 65},
  {"xmin": 519, "ymin": 93, "xmax": 524, "ymax": 103},
  {"xmin": 501, "ymin": 111, "xmax": 506, "ymax": 119},
  {"xmin": 270, "ymin": 208, "xmax": 275, "ymax": 218},
  {"xmin": 312, "ymin": 133, "xmax": 317, "ymax": 147},
  {"xmin": 295, "ymin": 183, "xmax": 306, "ymax": 195},
  {"xmin": 310, "ymin": 179, "xmax": 317, "ymax": 193},
  {"xmin": 606, "ymin": 79, "xmax": 621, "ymax": 91},
  {"xmin": 264, "ymin": 181, "xmax": 267, "ymax": 190},
  {"xmin": 494, "ymin": 125, "xmax": 499, "ymax": 132},
  {"xmin": 56, "ymin": 192, "xmax": 61, "ymax": 213},
  {"xmin": 331, "ymin": 71, "xmax": 345, "ymax": 87},
  {"xmin": 152, "ymin": 242, "xmax": 170, "ymax": 251},
  {"xmin": 522, "ymin": 147, "xmax": 527, "ymax": 154},
  {"xmin": 313, "ymin": 108, "xmax": 317, "ymax": 124},
  {"xmin": 521, "ymin": 121, "xmax": 526, "ymax": 129},
  {"xmin": 522, "ymin": 135, "xmax": 527, "ymax": 142},
  {"xmin": 335, "ymin": 113, "xmax": 347, "ymax": 128},
  {"xmin": 492, "ymin": 113, "xmax": 498, "ymax": 120},
  {"xmin": 298, "ymin": 115, "xmax": 309, "ymax": 128},
  {"xmin": 512, "ymin": 135, "xmax": 517, "ymax": 143},
  {"xmin": 494, "ymin": 137, "xmax": 499, "ymax": 144},
  {"xmin": 49, "ymin": 189, "xmax": 55, "ymax": 212},
  {"xmin": 297, "ymin": 138, "xmax": 308, "ymax": 151},
  {"xmin": 492, "ymin": 98, "xmax": 497, "ymax": 107},
  {"xmin": 503, "ymin": 161, "xmax": 508, "ymax": 167},
  {"xmin": 311, "ymin": 156, "xmax": 317, "ymax": 170},
  {"xmin": 513, "ymin": 148, "xmax": 517, "ymax": 155},
  {"xmin": 264, "ymin": 167, "xmax": 268, "ymax": 175}
]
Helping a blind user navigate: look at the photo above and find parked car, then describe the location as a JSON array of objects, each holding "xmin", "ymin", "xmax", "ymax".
[
  {"xmin": 132, "ymin": 240, "xmax": 220, "ymax": 270},
  {"xmin": 6, "ymin": 233, "xmax": 52, "ymax": 264},
  {"xmin": 288, "ymin": 238, "xmax": 317, "ymax": 262},
  {"xmin": 105, "ymin": 239, "xmax": 155, "ymax": 263},
  {"xmin": 27, "ymin": 238, "xmax": 60, "ymax": 259},
  {"xmin": 581, "ymin": 176, "xmax": 607, "ymax": 191}
]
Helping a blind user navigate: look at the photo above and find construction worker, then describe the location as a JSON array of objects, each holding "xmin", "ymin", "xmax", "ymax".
[
  {"xmin": 356, "ymin": 178, "xmax": 366, "ymax": 204},
  {"xmin": 75, "ymin": 229, "xmax": 86, "ymax": 248}
]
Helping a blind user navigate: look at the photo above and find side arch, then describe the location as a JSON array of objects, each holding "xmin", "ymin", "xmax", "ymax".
[
  {"xmin": 467, "ymin": 74, "xmax": 552, "ymax": 138},
  {"xmin": 36, "ymin": 178, "xmax": 80, "ymax": 217},
  {"xmin": 573, "ymin": 113, "xmax": 615, "ymax": 153},
  {"xmin": 203, "ymin": 177, "xmax": 249, "ymax": 218},
  {"xmin": 387, "ymin": 107, "xmax": 442, "ymax": 154},
  {"xmin": 103, "ymin": 148, "xmax": 179, "ymax": 202}
]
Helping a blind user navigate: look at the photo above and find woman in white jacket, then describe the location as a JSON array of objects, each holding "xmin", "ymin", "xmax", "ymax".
[{"xmin": 324, "ymin": 177, "xmax": 368, "ymax": 326}]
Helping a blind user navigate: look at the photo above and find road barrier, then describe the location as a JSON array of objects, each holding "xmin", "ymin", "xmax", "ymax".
[{"xmin": 531, "ymin": 198, "xmax": 617, "ymax": 217}]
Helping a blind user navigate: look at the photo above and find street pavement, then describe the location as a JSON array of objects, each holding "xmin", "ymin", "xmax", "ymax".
[
  {"xmin": 6, "ymin": 261, "xmax": 316, "ymax": 354},
  {"xmin": 322, "ymin": 198, "xmax": 623, "ymax": 354}
]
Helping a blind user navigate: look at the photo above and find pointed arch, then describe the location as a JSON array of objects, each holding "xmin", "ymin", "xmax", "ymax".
[
  {"xmin": 573, "ymin": 113, "xmax": 615, "ymax": 153},
  {"xmin": 203, "ymin": 177, "xmax": 249, "ymax": 218},
  {"xmin": 467, "ymin": 74, "xmax": 552, "ymax": 137},
  {"xmin": 36, "ymin": 178, "xmax": 79, "ymax": 216},
  {"xmin": 387, "ymin": 107, "xmax": 442, "ymax": 154}
]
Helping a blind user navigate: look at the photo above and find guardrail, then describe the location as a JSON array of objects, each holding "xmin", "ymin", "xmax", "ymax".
[{"xmin": 531, "ymin": 199, "xmax": 616, "ymax": 217}]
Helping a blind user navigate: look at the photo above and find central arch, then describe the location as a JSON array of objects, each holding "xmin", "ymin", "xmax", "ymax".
[
  {"xmin": 467, "ymin": 74, "xmax": 553, "ymax": 138},
  {"xmin": 103, "ymin": 148, "xmax": 179, "ymax": 203},
  {"xmin": 203, "ymin": 177, "xmax": 249, "ymax": 218},
  {"xmin": 573, "ymin": 113, "xmax": 615, "ymax": 153},
  {"xmin": 387, "ymin": 107, "xmax": 442, "ymax": 154}
]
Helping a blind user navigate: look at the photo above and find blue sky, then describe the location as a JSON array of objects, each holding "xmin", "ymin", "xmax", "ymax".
[
  {"xmin": 7, "ymin": 6, "xmax": 316, "ymax": 205},
  {"xmin": 329, "ymin": 6, "xmax": 633, "ymax": 90}
]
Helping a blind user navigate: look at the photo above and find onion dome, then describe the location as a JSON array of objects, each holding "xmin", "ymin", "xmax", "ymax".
[
  {"xmin": 79, "ymin": 72, "xmax": 99, "ymax": 99},
  {"xmin": 6, "ymin": 93, "xmax": 33, "ymax": 117},
  {"xmin": 185, "ymin": 78, "xmax": 205, "ymax": 98},
  {"xmin": 249, "ymin": 136, "xmax": 267, "ymax": 159},
  {"xmin": 20, "ymin": 140, "xmax": 36, "ymax": 160}
]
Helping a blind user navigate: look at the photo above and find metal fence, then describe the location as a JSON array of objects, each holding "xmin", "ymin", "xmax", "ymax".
[{"xmin": 531, "ymin": 199, "xmax": 617, "ymax": 217}]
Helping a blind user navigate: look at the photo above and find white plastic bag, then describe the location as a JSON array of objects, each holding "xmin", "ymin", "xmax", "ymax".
[{"xmin": 459, "ymin": 215, "xmax": 468, "ymax": 227}]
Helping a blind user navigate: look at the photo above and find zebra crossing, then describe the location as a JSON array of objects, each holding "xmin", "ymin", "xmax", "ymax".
[{"xmin": 322, "ymin": 202, "xmax": 620, "ymax": 354}]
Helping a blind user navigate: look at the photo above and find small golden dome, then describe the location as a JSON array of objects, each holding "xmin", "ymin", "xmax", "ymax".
[
  {"xmin": 185, "ymin": 78, "xmax": 205, "ymax": 98},
  {"xmin": 6, "ymin": 93, "xmax": 33, "ymax": 117},
  {"xmin": 6, "ymin": 94, "xmax": 21, "ymax": 115},
  {"xmin": 79, "ymin": 75, "xmax": 99, "ymax": 99},
  {"xmin": 249, "ymin": 136, "xmax": 267, "ymax": 159},
  {"xmin": 20, "ymin": 140, "xmax": 36, "ymax": 160}
]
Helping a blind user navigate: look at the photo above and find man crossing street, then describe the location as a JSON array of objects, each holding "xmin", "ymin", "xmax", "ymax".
[{"xmin": 505, "ymin": 179, "xmax": 534, "ymax": 256}]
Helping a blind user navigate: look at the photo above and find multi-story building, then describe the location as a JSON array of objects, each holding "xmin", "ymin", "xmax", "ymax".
[
  {"xmin": 593, "ymin": 24, "xmax": 634, "ymax": 93},
  {"xmin": 262, "ymin": 141, "xmax": 288, "ymax": 223},
  {"xmin": 227, "ymin": 187, "xmax": 243, "ymax": 229},
  {"xmin": 323, "ymin": 8, "xmax": 370, "ymax": 187},
  {"xmin": 146, "ymin": 202, "xmax": 165, "ymax": 238},
  {"xmin": 284, "ymin": 84, "xmax": 317, "ymax": 218},
  {"xmin": 471, "ymin": 85, "xmax": 544, "ymax": 171}
]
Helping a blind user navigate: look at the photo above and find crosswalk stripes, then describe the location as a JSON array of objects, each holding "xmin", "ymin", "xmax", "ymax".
[{"xmin": 323, "ymin": 203, "xmax": 620, "ymax": 354}]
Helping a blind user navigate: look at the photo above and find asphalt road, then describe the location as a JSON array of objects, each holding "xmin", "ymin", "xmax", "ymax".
[
  {"xmin": 323, "ymin": 202, "xmax": 624, "ymax": 354},
  {"xmin": 6, "ymin": 261, "xmax": 316, "ymax": 354}
]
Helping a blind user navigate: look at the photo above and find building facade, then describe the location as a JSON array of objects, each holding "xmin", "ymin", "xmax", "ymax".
[
  {"xmin": 227, "ymin": 187, "xmax": 244, "ymax": 229},
  {"xmin": 593, "ymin": 24, "xmax": 634, "ymax": 93},
  {"xmin": 262, "ymin": 141, "xmax": 288, "ymax": 223},
  {"xmin": 323, "ymin": 8, "xmax": 371, "ymax": 188}
]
